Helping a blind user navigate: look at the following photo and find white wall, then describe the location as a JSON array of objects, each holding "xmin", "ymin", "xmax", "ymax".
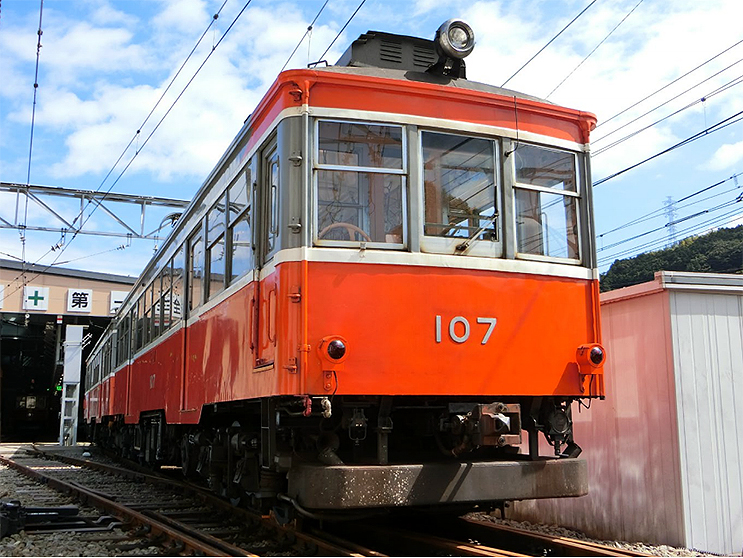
[{"xmin": 669, "ymin": 289, "xmax": 743, "ymax": 555}]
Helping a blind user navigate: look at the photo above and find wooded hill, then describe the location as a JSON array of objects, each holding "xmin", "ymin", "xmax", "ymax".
[{"xmin": 599, "ymin": 224, "xmax": 743, "ymax": 292}]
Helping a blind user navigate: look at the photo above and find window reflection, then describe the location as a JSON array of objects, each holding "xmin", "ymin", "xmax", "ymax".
[
  {"xmin": 189, "ymin": 234, "xmax": 204, "ymax": 312},
  {"xmin": 422, "ymin": 132, "xmax": 497, "ymax": 240},
  {"xmin": 515, "ymin": 189, "xmax": 578, "ymax": 259},
  {"xmin": 316, "ymin": 121, "xmax": 405, "ymax": 245},
  {"xmin": 209, "ymin": 239, "xmax": 226, "ymax": 297},
  {"xmin": 515, "ymin": 144, "xmax": 576, "ymax": 192},
  {"xmin": 318, "ymin": 171, "xmax": 402, "ymax": 243},
  {"xmin": 513, "ymin": 144, "xmax": 579, "ymax": 260},
  {"xmin": 230, "ymin": 215, "xmax": 252, "ymax": 281},
  {"xmin": 318, "ymin": 121, "xmax": 402, "ymax": 169}
]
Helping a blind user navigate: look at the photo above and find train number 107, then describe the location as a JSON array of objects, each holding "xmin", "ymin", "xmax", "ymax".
[{"xmin": 435, "ymin": 315, "xmax": 497, "ymax": 345}]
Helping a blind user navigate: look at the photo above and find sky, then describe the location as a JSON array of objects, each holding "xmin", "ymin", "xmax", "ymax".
[{"xmin": 1, "ymin": 0, "xmax": 742, "ymax": 279}]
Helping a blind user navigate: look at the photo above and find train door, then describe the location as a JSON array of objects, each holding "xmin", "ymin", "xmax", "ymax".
[{"xmin": 254, "ymin": 139, "xmax": 279, "ymax": 368}]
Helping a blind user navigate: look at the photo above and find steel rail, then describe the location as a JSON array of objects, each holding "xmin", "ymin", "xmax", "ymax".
[
  {"xmin": 0, "ymin": 454, "xmax": 252, "ymax": 556},
  {"xmin": 457, "ymin": 517, "xmax": 653, "ymax": 557},
  {"xmin": 27, "ymin": 446, "xmax": 375, "ymax": 556},
  {"xmin": 330, "ymin": 522, "xmax": 526, "ymax": 557}
]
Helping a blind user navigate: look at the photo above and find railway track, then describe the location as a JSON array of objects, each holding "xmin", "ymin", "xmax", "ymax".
[
  {"xmin": 1, "ymin": 445, "xmax": 652, "ymax": 557},
  {"xmin": 323, "ymin": 515, "xmax": 652, "ymax": 557},
  {"xmin": 1, "ymin": 446, "xmax": 368, "ymax": 556}
]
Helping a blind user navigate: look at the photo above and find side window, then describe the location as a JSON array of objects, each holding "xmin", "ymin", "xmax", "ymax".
[
  {"xmin": 315, "ymin": 121, "xmax": 405, "ymax": 246},
  {"xmin": 422, "ymin": 131, "xmax": 498, "ymax": 242},
  {"xmin": 207, "ymin": 195, "xmax": 226, "ymax": 299},
  {"xmin": 228, "ymin": 162, "xmax": 254, "ymax": 282},
  {"xmin": 152, "ymin": 279, "xmax": 161, "ymax": 341},
  {"xmin": 121, "ymin": 311, "xmax": 131, "ymax": 362},
  {"xmin": 264, "ymin": 146, "xmax": 280, "ymax": 256},
  {"xmin": 159, "ymin": 263, "xmax": 171, "ymax": 332},
  {"xmin": 134, "ymin": 296, "xmax": 144, "ymax": 352},
  {"xmin": 172, "ymin": 245, "xmax": 185, "ymax": 323},
  {"xmin": 513, "ymin": 144, "xmax": 580, "ymax": 260},
  {"xmin": 115, "ymin": 321, "xmax": 123, "ymax": 366},
  {"xmin": 144, "ymin": 283, "xmax": 154, "ymax": 345},
  {"xmin": 189, "ymin": 231, "xmax": 204, "ymax": 313},
  {"xmin": 103, "ymin": 340, "xmax": 111, "ymax": 379}
]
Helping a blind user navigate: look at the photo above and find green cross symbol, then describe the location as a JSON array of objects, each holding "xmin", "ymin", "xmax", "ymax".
[{"xmin": 27, "ymin": 290, "xmax": 45, "ymax": 306}]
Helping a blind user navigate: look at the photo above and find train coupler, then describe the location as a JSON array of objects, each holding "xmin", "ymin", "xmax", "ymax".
[{"xmin": 447, "ymin": 402, "xmax": 522, "ymax": 455}]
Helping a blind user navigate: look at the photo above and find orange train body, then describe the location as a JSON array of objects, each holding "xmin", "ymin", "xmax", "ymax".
[{"xmin": 84, "ymin": 23, "xmax": 604, "ymax": 513}]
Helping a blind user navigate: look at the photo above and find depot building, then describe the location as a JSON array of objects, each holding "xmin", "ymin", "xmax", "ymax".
[{"xmin": 0, "ymin": 258, "xmax": 135, "ymax": 441}]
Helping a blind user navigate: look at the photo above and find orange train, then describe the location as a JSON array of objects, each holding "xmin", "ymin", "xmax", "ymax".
[{"xmin": 84, "ymin": 20, "xmax": 605, "ymax": 517}]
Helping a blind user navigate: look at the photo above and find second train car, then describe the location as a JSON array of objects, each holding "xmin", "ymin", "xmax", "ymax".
[{"xmin": 85, "ymin": 20, "xmax": 605, "ymax": 516}]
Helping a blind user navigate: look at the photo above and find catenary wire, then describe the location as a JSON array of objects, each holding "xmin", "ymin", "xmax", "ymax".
[
  {"xmin": 593, "ymin": 109, "xmax": 743, "ymax": 187},
  {"xmin": 50, "ymin": 244, "xmax": 129, "ymax": 267},
  {"xmin": 280, "ymin": 0, "xmax": 329, "ymax": 72},
  {"xmin": 501, "ymin": 0, "xmax": 598, "ymax": 88},
  {"xmin": 5, "ymin": 0, "xmax": 231, "ymax": 291},
  {"xmin": 4, "ymin": 0, "xmax": 253, "ymax": 300},
  {"xmin": 593, "ymin": 76, "xmax": 743, "ymax": 157},
  {"xmin": 593, "ymin": 62, "xmax": 743, "ymax": 150},
  {"xmin": 546, "ymin": 0, "xmax": 644, "ymax": 99},
  {"xmin": 598, "ymin": 194, "xmax": 743, "ymax": 252},
  {"xmin": 17, "ymin": 0, "xmax": 44, "ymax": 287},
  {"xmin": 597, "ymin": 36, "xmax": 743, "ymax": 129},
  {"xmin": 67, "ymin": 0, "xmax": 231, "ymax": 232},
  {"xmin": 597, "ymin": 172, "xmax": 743, "ymax": 238},
  {"xmin": 598, "ymin": 204, "xmax": 743, "ymax": 264},
  {"xmin": 599, "ymin": 209, "xmax": 743, "ymax": 264},
  {"xmin": 317, "ymin": 0, "xmax": 367, "ymax": 64},
  {"xmin": 598, "ymin": 211, "xmax": 743, "ymax": 265}
]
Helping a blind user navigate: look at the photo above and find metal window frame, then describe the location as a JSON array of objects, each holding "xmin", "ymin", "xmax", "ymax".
[
  {"xmin": 418, "ymin": 128, "xmax": 504, "ymax": 257},
  {"xmin": 510, "ymin": 143, "xmax": 583, "ymax": 264},
  {"xmin": 313, "ymin": 118, "xmax": 408, "ymax": 249}
]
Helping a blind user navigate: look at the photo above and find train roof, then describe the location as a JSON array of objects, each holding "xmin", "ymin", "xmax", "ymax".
[
  {"xmin": 311, "ymin": 64, "xmax": 550, "ymax": 105},
  {"xmin": 105, "ymin": 26, "xmax": 597, "ymax": 325},
  {"xmin": 326, "ymin": 27, "xmax": 553, "ymax": 104}
]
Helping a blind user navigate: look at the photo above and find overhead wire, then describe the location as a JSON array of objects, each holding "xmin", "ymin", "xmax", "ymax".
[
  {"xmin": 587, "ymin": 37, "xmax": 743, "ymax": 263},
  {"xmin": 546, "ymin": 0, "xmax": 644, "ymax": 99},
  {"xmin": 5, "ymin": 0, "xmax": 232, "ymax": 293},
  {"xmin": 501, "ymin": 0, "xmax": 598, "ymax": 88},
  {"xmin": 50, "ymin": 244, "xmax": 129, "ymax": 267},
  {"xmin": 593, "ymin": 108, "xmax": 743, "ymax": 187},
  {"xmin": 597, "ymin": 172, "xmax": 743, "ymax": 239},
  {"xmin": 598, "ymin": 194, "xmax": 743, "ymax": 253},
  {"xmin": 316, "ymin": 0, "xmax": 367, "ymax": 64},
  {"xmin": 7, "ymin": 0, "xmax": 354, "ymax": 296},
  {"xmin": 16, "ymin": 0, "xmax": 44, "ymax": 289},
  {"xmin": 67, "ymin": 0, "xmax": 231, "ymax": 232},
  {"xmin": 4, "ymin": 0, "xmax": 252, "ymax": 300},
  {"xmin": 593, "ymin": 62, "xmax": 743, "ymax": 151},
  {"xmin": 597, "ymin": 36, "xmax": 743, "ymax": 129},
  {"xmin": 598, "ymin": 206, "xmax": 743, "ymax": 264},
  {"xmin": 280, "ymin": 0, "xmax": 329, "ymax": 72}
]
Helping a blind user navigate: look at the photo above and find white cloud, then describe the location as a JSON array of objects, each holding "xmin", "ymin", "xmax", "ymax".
[
  {"xmin": 4, "ymin": 0, "xmax": 743, "ymax": 274},
  {"xmin": 702, "ymin": 140, "xmax": 743, "ymax": 171},
  {"xmin": 152, "ymin": 0, "xmax": 210, "ymax": 34}
]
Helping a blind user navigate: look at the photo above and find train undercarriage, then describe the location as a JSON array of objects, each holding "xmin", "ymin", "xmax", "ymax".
[{"xmin": 88, "ymin": 395, "xmax": 586, "ymax": 519}]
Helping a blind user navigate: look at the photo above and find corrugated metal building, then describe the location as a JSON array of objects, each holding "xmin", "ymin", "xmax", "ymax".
[{"xmin": 512, "ymin": 271, "xmax": 743, "ymax": 555}]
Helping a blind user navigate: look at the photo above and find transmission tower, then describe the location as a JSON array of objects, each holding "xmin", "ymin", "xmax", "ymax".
[{"xmin": 664, "ymin": 196, "xmax": 677, "ymax": 248}]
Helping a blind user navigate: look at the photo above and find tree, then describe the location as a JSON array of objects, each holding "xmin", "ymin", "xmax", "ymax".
[{"xmin": 600, "ymin": 225, "xmax": 743, "ymax": 292}]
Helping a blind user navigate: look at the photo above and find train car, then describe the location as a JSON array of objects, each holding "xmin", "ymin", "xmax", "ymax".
[{"xmin": 84, "ymin": 19, "xmax": 605, "ymax": 517}]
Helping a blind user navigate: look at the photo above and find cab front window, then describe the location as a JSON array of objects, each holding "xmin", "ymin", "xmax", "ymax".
[
  {"xmin": 513, "ymin": 144, "xmax": 580, "ymax": 261},
  {"xmin": 315, "ymin": 121, "xmax": 406, "ymax": 246}
]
